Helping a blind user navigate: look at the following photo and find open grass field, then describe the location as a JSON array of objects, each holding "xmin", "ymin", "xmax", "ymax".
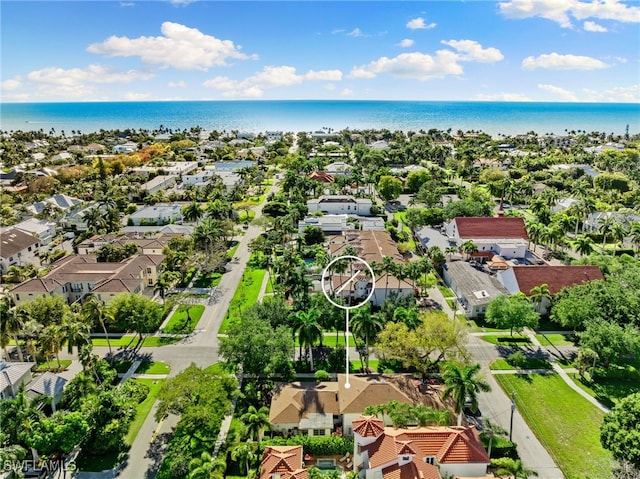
[
  {"xmin": 137, "ymin": 361, "xmax": 171, "ymax": 375},
  {"xmin": 495, "ymin": 373, "xmax": 613, "ymax": 479},
  {"xmin": 162, "ymin": 304, "xmax": 205, "ymax": 334},
  {"xmin": 125, "ymin": 378, "xmax": 165, "ymax": 445},
  {"xmin": 571, "ymin": 374, "xmax": 640, "ymax": 409},
  {"xmin": 437, "ymin": 284, "xmax": 455, "ymax": 298}
]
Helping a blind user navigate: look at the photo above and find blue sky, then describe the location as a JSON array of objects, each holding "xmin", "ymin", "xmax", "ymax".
[{"xmin": 1, "ymin": 1, "xmax": 639, "ymax": 102}]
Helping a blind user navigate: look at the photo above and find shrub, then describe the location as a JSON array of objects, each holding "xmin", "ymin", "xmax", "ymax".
[
  {"xmin": 506, "ymin": 351, "xmax": 527, "ymax": 369},
  {"xmin": 314, "ymin": 370, "xmax": 330, "ymax": 382},
  {"xmin": 262, "ymin": 435, "xmax": 353, "ymax": 456}
]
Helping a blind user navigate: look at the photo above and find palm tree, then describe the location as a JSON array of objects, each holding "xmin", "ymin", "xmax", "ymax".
[
  {"xmin": 82, "ymin": 296, "xmax": 113, "ymax": 363},
  {"xmin": 442, "ymin": 362, "xmax": 491, "ymax": 426},
  {"xmin": 182, "ymin": 201, "xmax": 204, "ymax": 224},
  {"xmin": 597, "ymin": 215, "xmax": 617, "ymax": 251},
  {"xmin": 381, "ymin": 256, "xmax": 396, "ymax": 302},
  {"xmin": 231, "ymin": 442, "xmax": 256, "ymax": 476},
  {"xmin": 572, "ymin": 235, "xmax": 595, "ymax": 257},
  {"xmin": 445, "ymin": 246, "xmax": 457, "ymax": 261},
  {"xmin": 526, "ymin": 221, "xmax": 543, "ymax": 253},
  {"xmin": 481, "ymin": 419, "xmax": 507, "ymax": 459},
  {"xmin": 84, "ymin": 207, "xmax": 105, "ymax": 234},
  {"xmin": 492, "ymin": 457, "xmax": 539, "ymax": 478},
  {"xmin": 529, "ymin": 283, "xmax": 551, "ymax": 314},
  {"xmin": 413, "ymin": 404, "xmax": 451, "ymax": 426},
  {"xmin": 629, "ymin": 222, "xmax": 640, "ymax": 257},
  {"xmin": 610, "ymin": 222, "xmax": 627, "ymax": 255},
  {"xmin": 240, "ymin": 405, "xmax": 270, "ymax": 442},
  {"xmin": 292, "ymin": 309, "xmax": 322, "ymax": 370},
  {"xmin": 61, "ymin": 313, "xmax": 91, "ymax": 355},
  {"xmin": 459, "ymin": 241, "xmax": 478, "ymax": 261},
  {"xmin": 351, "ymin": 306, "xmax": 384, "ymax": 372},
  {"xmin": 188, "ymin": 451, "xmax": 226, "ymax": 479},
  {"xmin": 39, "ymin": 324, "xmax": 65, "ymax": 369},
  {"xmin": 0, "ymin": 301, "xmax": 25, "ymax": 361}
]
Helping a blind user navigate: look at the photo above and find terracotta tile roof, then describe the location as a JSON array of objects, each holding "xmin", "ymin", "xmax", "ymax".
[
  {"xmin": 363, "ymin": 425, "xmax": 489, "ymax": 470},
  {"xmin": 308, "ymin": 171, "xmax": 334, "ymax": 183},
  {"xmin": 260, "ymin": 446, "xmax": 306, "ymax": 479},
  {"xmin": 269, "ymin": 382, "xmax": 340, "ymax": 424},
  {"xmin": 353, "ymin": 415, "xmax": 385, "ymax": 437},
  {"xmin": 512, "ymin": 265, "xmax": 604, "ymax": 295},
  {"xmin": 381, "ymin": 460, "xmax": 441, "ymax": 479},
  {"xmin": 454, "ymin": 217, "xmax": 528, "ymax": 240}
]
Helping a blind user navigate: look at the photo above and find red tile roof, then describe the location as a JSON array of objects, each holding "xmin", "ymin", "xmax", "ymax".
[
  {"xmin": 512, "ymin": 265, "xmax": 604, "ymax": 295},
  {"xmin": 260, "ymin": 446, "xmax": 307, "ymax": 479},
  {"xmin": 382, "ymin": 460, "xmax": 441, "ymax": 479},
  {"xmin": 308, "ymin": 171, "xmax": 334, "ymax": 183},
  {"xmin": 454, "ymin": 217, "xmax": 528, "ymax": 240},
  {"xmin": 353, "ymin": 415, "xmax": 385, "ymax": 438}
]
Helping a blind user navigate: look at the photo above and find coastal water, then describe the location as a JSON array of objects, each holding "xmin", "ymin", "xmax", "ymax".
[{"xmin": 1, "ymin": 100, "xmax": 638, "ymax": 137}]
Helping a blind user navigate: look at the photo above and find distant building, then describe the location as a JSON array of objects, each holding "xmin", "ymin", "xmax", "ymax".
[
  {"xmin": 307, "ymin": 195, "xmax": 373, "ymax": 216},
  {"xmin": 0, "ymin": 228, "xmax": 40, "ymax": 274},
  {"xmin": 0, "ymin": 361, "xmax": 35, "ymax": 399},
  {"xmin": 129, "ymin": 204, "xmax": 183, "ymax": 226},
  {"xmin": 583, "ymin": 211, "xmax": 640, "ymax": 232},
  {"xmin": 445, "ymin": 217, "xmax": 529, "ymax": 259},
  {"xmin": 140, "ymin": 175, "xmax": 177, "ymax": 195},
  {"xmin": 27, "ymin": 194, "xmax": 82, "ymax": 215},
  {"xmin": 551, "ymin": 197, "xmax": 581, "ymax": 214},
  {"xmin": 12, "ymin": 218, "xmax": 57, "ymax": 246}
]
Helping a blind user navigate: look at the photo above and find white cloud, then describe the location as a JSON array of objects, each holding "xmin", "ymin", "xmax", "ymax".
[
  {"xmin": 441, "ymin": 40, "xmax": 504, "ymax": 62},
  {"xmin": 87, "ymin": 22, "xmax": 257, "ymax": 71},
  {"xmin": 399, "ymin": 39, "xmax": 414, "ymax": 48},
  {"xmin": 406, "ymin": 17, "xmax": 436, "ymax": 30},
  {"xmin": 121, "ymin": 92, "xmax": 153, "ymax": 100},
  {"xmin": 538, "ymin": 83, "xmax": 578, "ymax": 101},
  {"xmin": 499, "ymin": 0, "xmax": 640, "ymax": 28},
  {"xmin": 522, "ymin": 52, "xmax": 608, "ymax": 70},
  {"xmin": 341, "ymin": 88, "xmax": 353, "ymax": 96},
  {"xmin": 1, "ymin": 79, "xmax": 21, "ymax": 91},
  {"xmin": 348, "ymin": 28, "xmax": 364, "ymax": 38},
  {"xmin": 305, "ymin": 69, "xmax": 343, "ymax": 81},
  {"xmin": 203, "ymin": 65, "xmax": 343, "ymax": 98},
  {"xmin": 350, "ymin": 50, "xmax": 463, "ymax": 80},
  {"xmin": 474, "ymin": 92, "xmax": 532, "ymax": 101},
  {"xmin": 582, "ymin": 84, "xmax": 640, "ymax": 102},
  {"xmin": 168, "ymin": 80, "xmax": 186, "ymax": 88},
  {"xmin": 27, "ymin": 64, "xmax": 153, "ymax": 85},
  {"xmin": 583, "ymin": 21, "xmax": 607, "ymax": 32}
]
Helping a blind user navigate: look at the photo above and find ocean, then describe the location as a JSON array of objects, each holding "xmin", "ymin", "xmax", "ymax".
[{"xmin": 1, "ymin": 100, "xmax": 638, "ymax": 137}]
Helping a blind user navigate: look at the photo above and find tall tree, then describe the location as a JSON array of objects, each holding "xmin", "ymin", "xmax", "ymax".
[
  {"xmin": 442, "ymin": 362, "xmax": 491, "ymax": 426},
  {"xmin": 292, "ymin": 308, "xmax": 322, "ymax": 370},
  {"xmin": 529, "ymin": 283, "xmax": 551, "ymax": 314},
  {"xmin": 82, "ymin": 295, "xmax": 113, "ymax": 363},
  {"xmin": 485, "ymin": 293, "xmax": 539, "ymax": 337},
  {"xmin": 351, "ymin": 304, "xmax": 384, "ymax": 372},
  {"xmin": 240, "ymin": 405, "xmax": 270, "ymax": 442},
  {"xmin": 0, "ymin": 300, "xmax": 25, "ymax": 361}
]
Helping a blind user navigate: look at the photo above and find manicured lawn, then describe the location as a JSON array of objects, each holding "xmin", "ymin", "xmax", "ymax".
[
  {"xmin": 162, "ymin": 304, "xmax": 205, "ymax": 334},
  {"xmin": 137, "ymin": 361, "xmax": 171, "ymax": 375},
  {"xmin": 535, "ymin": 333, "xmax": 577, "ymax": 347},
  {"xmin": 219, "ymin": 266, "xmax": 266, "ymax": 333},
  {"xmin": 571, "ymin": 374, "xmax": 640, "ymax": 409},
  {"xmin": 490, "ymin": 358, "xmax": 552, "ymax": 370},
  {"xmin": 353, "ymin": 359, "xmax": 379, "ymax": 372},
  {"xmin": 464, "ymin": 318, "xmax": 505, "ymax": 333},
  {"xmin": 142, "ymin": 336, "xmax": 181, "ymax": 347},
  {"xmin": 495, "ymin": 373, "xmax": 613, "ymax": 478},
  {"xmin": 75, "ymin": 450, "xmax": 123, "ymax": 472},
  {"xmin": 35, "ymin": 359, "xmax": 72, "ymax": 372},
  {"xmin": 437, "ymin": 284, "xmax": 455, "ymax": 298},
  {"xmin": 294, "ymin": 334, "xmax": 356, "ymax": 348},
  {"xmin": 125, "ymin": 378, "xmax": 165, "ymax": 445},
  {"xmin": 92, "ymin": 335, "xmax": 181, "ymax": 347},
  {"xmin": 480, "ymin": 334, "xmax": 532, "ymax": 346},
  {"xmin": 192, "ymin": 272, "xmax": 222, "ymax": 288},
  {"xmin": 227, "ymin": 241, "xmax": 240, "ymax": 258},
  {"xmin": 393, "ymin": 212, "xmax": 417, "ymax": 250},
  {"xmin": 111, "ymin": 360, "xmax": 133, "ymax": 373}
]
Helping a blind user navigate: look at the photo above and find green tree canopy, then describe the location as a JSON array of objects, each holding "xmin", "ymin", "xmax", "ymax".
[
  {"xmin": 485, "ymin": 293, "xmax": 539, "ymax": 336},
  {"xmin": 601, "ymin": 392, "xmax": 640, "ymax": 467},
  {"xmin": 109, "ymin": 293, "xmax": 164, "ymax": 340},
  {"xmin": 377, "ymin": 175, "xmax": 403, "ymax": 201}
]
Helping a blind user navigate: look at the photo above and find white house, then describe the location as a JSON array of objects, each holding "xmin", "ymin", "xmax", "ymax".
[
  {"xmin": 307, "ymin": 195, "xmax": 373, "ymax": 216},
  {"xmin": 129, "ymin": 204, "xmax": 183, "ymax": 226},
  {"xmin": 13, "ymin": 218, "xmax": 57, "ymax": 246},
  {"xmin": 298, "ymin": 215, "xmax": 350, "ymax": 235},
  {"xmin": 445, "ymin": 217, "xmax": 529, "ymax": 259},
  {"xmin": 140, "ymin": 175, "xmax": 177, "ymax": 195},
  {"xmin": 0, "ymin": 361, "xmax": 35, "ymax": 399},
  {"xmin": 583, "ymin": 211, "xmax": 640, "ymax": 232},
  {"xmin": 324, "ymin": 161, "xmax": 353, "ymax": 177},
  {"xmin": 0, "ymin": 228, "xmax": 41, "ymax": 274},
  {"xmin": 181, "ymin": 169, "xmax": 217, "ymax": 186},
  {"xmin": 114, "ymin": 142, "xmax": 138, "ymax": 153},
  {"xmin": 551, "ymin": 197, "xmax": 581, "ymax": 214}
]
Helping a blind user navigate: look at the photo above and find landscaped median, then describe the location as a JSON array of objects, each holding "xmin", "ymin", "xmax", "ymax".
[
  {"xmin": 219, "ymin": 260, "xmax": 266, "ymax": 333},
  {"xmin": 91, "ymin": 334, "xmax": 181, "ymax": 347},
  {"xmin": 495, "ymin": 373, "xmax": 614, "ymax": 478}
]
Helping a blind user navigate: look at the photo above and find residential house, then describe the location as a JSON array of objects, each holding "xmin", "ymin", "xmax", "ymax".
[
  {"xmin": 497, "ymin": 265, "xmax": 603, "ymax": 313},
  {"xmin": 445, "ymin": 217, "xmax": 529, "ymax": 259},
  {"xmin": 113, "ymin": 142, "xmax": 138, "ymax": 153},
  {"xmin": 26, "ymin": 372, "xmax": 68, "ymax": 412},
  {"xmin": 269, "ymin": 375, "xmax": 424, "ymax": 437},
  {"xmin": 264, "ymin": 131, "xmax": 283, "ymax": 143},
  {"xmin": 324, "ymin": 161, "xmax": 353, "ymax": 177},
  {"xmin": 77, "ymin": 231, "xmax": 181, "ymax": 255},
  {"xmin": 0, "ymin": 228, "xmax": 40, "ymax": 274},
  {"xmin": 551, "ymin": 197, "xmax": 581, "ymax": 214},
  {"xmin": 442, "ymin": 261, "xmax": 509, "ymax": 318},
  {"xmin": 550, "ymin": 164, "xmax": 599, "ymax": 178},
  {"xmin": 121, "ymin": 224, "xmax": 194, "ymax": 235},
  {"xmin": 61, "ymin": 203, "xmax": 100, "ymax": 232},
  {"xmin": 140, "ymin": 175, "xmax": 177, "ymax": 196},
  {"xmin": 352, "ymin": 415, "xmax": 490, "ymax": 479},
  {"xmin": 328, "ymin": 230, "xmax": 413, "ymax": 306},
  {"xmin": 369, "ymin": 140, "xmax": 389, "ymax": 150},
  {"xmin": 9, "ymin": 253, "xmax": 162, "ymax": 305},
  {"xmin": 260, "ymin": 446, "xmax": 307, "ymax": 479},
  {"xmin": 13, "ymin": 218, "xmax": 57, "ymax": 246},
  {"xmin": 307, "ymin": 171, "xmax": 335, "ymax": 184},
  {"xmin": 308, "ymin": 196, "xmax": 373, "ymax": 216},
  {"xmin": 583, "ymin": 211, "xmax": 640, "ymax": 232},
  {"xmin": 0, "ymin": 361, "xmax": 36, "ymax": 399},
  {"xmin": 181, "ymin": 169, "xmax": 217, "ymax": 186},
  {"xmin": 298, "ymin": 215, "xmax": 350, "ymax": 235},
  {"xmin": 129, "ymin": 204, "xmax": 183, "ymax": 226},
  {"xmin": 51, "ymin": 152, "xmax": 72, "ymax": 162},
  {"xmin": 27, "ymin": 194, "xmax": 82, "ymax": 215}
]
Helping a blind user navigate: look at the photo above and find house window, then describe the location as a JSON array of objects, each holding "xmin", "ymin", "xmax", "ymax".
[
  {"xmin": 402, "ymin": 456, "xmax": 410, "ymax": 461},
  {"xmin": 28, "ymin": 247, "xmax": 32, "ymax": 252},
  {"xmin": 9, "ymin": 257, "xmax": 13, "ymax": 261},
  {"xmin": 312, "ymin": 429, "xmax": 326, "ymax": 436},
  {"xmin": 15, "ymin": 294, "xmax": 20, "ymax": 301},
  {"xmin": 147, "ymin": 268, "xmax": 152, "ymax": 274},
  {"xmin": 148, "ymin": 279, "xmax": 153, "ymax": 286},
  {"xmin": 424, "ymin": 456, "xmax": 436, "ymax": 465}
]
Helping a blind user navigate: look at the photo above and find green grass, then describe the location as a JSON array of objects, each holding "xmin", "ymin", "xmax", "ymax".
[
  {"xmin": 227, "ymin": 241, "xmax": 240, "ymax": 258},
  {"xmin": 92, "ymin": 335, "xmax": 180, "ymax": 347},
  {"xmin": 162, "ymin": 304, "xmax": 205, "ymax": 334},
  {"xmin": 137, "ymin": 361, "xmax": 171, "ymax": 375},
  {"xmin": 571, "ymin": 374, "xmax": 640, "ymax": 409},
  {"xmin": 75, "ymin": 450, "xmax": 123, "ymax": 472},
  {"xmin": 437, "ymin": 284, "xmax": 455, "ymax": 298},
  {"xmin": 464, "ymin": 318, "xmax": 505, "ymax": 333},
  {"xmin": 192, "ymin": 272, "xmax": 222, "ymax": 288},
  {"xmin": 535, "ymin": 333, "xmax": 577, "ymax": 347},
  {"xmin": 353, "ymin": 359, "xmax": 379, "ymax": 372},
  {"xmin": 393, "ymin": 212, "xmax": 417, "ymax": 250},
  {"xmin": 294, "ymin": 334, "xmax": 356, "ymax": 348},
  {"xmin": 219, "ymin": 265, "xmax": 266, "ymax": 333},
  {"xmin": 495, "ymin": 373, "xmax": 613, "ymax": 478},
  {"xmin": 35, "ymin": 359, "xmax": 72, "ymax": 372},
  {"xmin": 125, "ymin": 378, "xmax": 165, "ymax": 445},
  {"xmin": 490, "ymin": 358, "xmax": 552, "ymax": 370},
  {"xmin": 111, "ymin": 360, "xmax": 133, "ymax": 373},
  {"xmin": 480, "ymin": 334, "xmax": 532, "ymax": 346}
]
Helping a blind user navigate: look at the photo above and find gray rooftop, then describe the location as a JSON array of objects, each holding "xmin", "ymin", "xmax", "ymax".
[
  {"xmin": 0, "ymin": 361, "xmax": 35, "ymax": 390},
  {"xmin": 444, "ymin": 261, "xmax": 509, "ymax": 307},
  {"xmin": 27, "ymin": 372, "xmax": 67, "ymax": 398}
]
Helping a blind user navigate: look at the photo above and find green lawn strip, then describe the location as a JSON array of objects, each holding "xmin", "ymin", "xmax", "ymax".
[
  {"xmin": 294, "ymin": 334, "xmax": 356, "ymax": 348},
  {"xmin": 393, "ymin": 212, "xmax": 417, "ymax": 250},
  {"xmin": 437, "ymin": 284, "xmax": 455, "ymax": 298},
  {"xmin": 92, "ymin": 335, "xmax": 181, "ymax": 347},
  {"xmin": 219, "ymin": 266, "xmax": 266, "ymax": 333},
  {"xmin": 490, "ymin": 358, "xmax": 552, "ymax": 371},
  {"xmin": 353, "ymin": 359, "xmax": 379, "ymax": 372},
  {"xmin": 137, "ymin": 361, "xmax": 171, "ymax": 375},
  {"xmin": 570, "ymin": 373, "xmax": 640, "ymax": 408},
  {"xmin": 479, "ymin": 334, "xmax": 532, "ymax": 346},
  {"xmin": 494, "ymin": 373, "xmax": 613, "ymax": 478},
  {"xmin": 111, "ymin": 360, "xmax": 133, "ymax": 373},
  {"xmin": 35, "ymin": 359, "xmax": 72, "ymax": 372},
  {"xmin": 162, "ymin": 305, "xmax": 205, "ymax": 334},
  {"xmin": 227, "ymin": 242, "xmax": 240, "ymax": 258},
  {"xmin": 535, "ymin": 333, "xmax": 577, "ymax": 347},
  {"xmin": 464, "ymin": 319, "xmax": 505, "ymax": 333},
  {"xmin": 142, "ymin": 336, "xmax": 181, "ymax": 347},
  {"xmin": 125, "ymin": 378, "xmax": 165, "ymax": 445},
  {"xmin": 91, "ymin": 335, "xmax": 136, "ymax": 348}
]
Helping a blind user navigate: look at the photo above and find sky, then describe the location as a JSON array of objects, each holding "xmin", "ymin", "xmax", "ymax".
[{"xmin": 1, "ymin": 0, "xmax": 639, "ymax": 103}]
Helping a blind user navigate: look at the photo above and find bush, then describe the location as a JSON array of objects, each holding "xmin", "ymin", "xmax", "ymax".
[
  {"xmin": 262, "ymin": 435, "xmax": 353, "ymax": 456},
  {"xmin": 506, "ymin": 351, "xmax": 528, "ymax": 369},
  {"xmin": 314, "ymin": 370, "xmax": 330, "ymax": 382}
]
